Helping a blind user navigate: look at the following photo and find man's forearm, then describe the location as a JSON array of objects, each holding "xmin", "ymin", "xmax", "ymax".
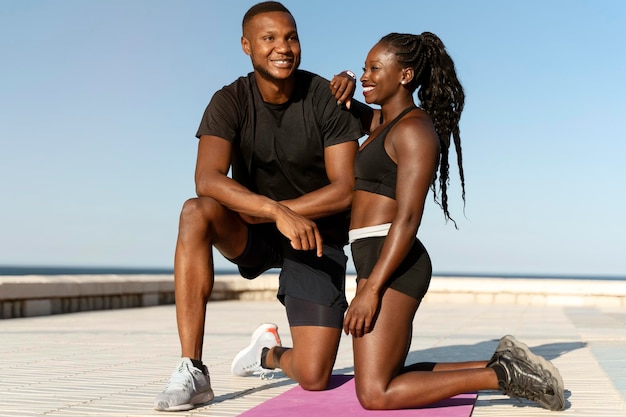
[
  {"xmin": 280, "ymin": 182, "xmax": 352, "ymax": 220},
  {"xmin": 196, "ymin": 174, "xmax": 282, "ymax": 222}
]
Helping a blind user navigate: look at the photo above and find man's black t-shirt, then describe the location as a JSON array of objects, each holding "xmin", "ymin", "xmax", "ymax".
[{"xmin": 196, "ymin": 70, "xmax": 364, "ymax": 245}]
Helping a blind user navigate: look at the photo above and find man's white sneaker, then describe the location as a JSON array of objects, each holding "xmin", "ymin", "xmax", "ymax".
[
  {"xmin": 154, "ymin": 358, "xmax": 214, "ymax": 411},
  {"xmin": 231, "ymin": 323, "xmax": 282, "ymax": 376}
]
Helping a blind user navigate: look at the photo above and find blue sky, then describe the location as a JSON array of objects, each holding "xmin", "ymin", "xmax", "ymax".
[{"xmin": 1, "ymin": 0, "xmax": 624, "ymax": 277}]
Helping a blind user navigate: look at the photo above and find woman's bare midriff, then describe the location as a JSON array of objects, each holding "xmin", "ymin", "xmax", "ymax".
[{"xmin": 350, "ymin": 190, "xmax": 397, "ymax": 230}]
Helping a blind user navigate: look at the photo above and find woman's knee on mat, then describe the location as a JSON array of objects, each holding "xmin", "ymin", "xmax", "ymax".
[{"xmin": 354, "ymin": 380, "xmax": 393, "ymax": 410}]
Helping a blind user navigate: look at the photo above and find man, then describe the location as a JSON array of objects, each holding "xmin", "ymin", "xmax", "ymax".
[{"xmin": 154, "ymin": 1, "xmax": 363, "ymax": 412}]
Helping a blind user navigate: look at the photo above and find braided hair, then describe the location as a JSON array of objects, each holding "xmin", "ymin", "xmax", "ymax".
[{"xmin": 380, "ymin": 32, "xmax": 465, "ymax": 224}]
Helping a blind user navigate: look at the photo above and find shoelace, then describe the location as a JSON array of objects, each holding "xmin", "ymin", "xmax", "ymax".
[
  {"xmin": 241, "ymin": 361, "xmax": 273, "ymax": 379},
  {"xmin": 259, "ymin": 370, "xmax": 275, "ymax": 380},
  {"xmin": 164, "ymin": 363, "xmax": 196, "ymax": 391}
]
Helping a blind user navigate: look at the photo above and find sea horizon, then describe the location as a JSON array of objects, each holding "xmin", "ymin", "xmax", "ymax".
[{"xmin": 0, "ymin": 265, "xmax": 624, "ymax": 281}]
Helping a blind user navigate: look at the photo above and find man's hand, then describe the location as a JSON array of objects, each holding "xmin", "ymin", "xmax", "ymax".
[
  {"xmin": 274, "ymin": 205, "xmax": 324, "ymax": 257},
  {"xmin": 330, "ymin": 70, "xmax": 357, "ymax": 109}
]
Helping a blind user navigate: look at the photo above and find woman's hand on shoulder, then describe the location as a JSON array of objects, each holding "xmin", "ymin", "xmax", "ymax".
[{"xmin": 330, "ymin": 71, "xmax": 356, "ymax": 108}]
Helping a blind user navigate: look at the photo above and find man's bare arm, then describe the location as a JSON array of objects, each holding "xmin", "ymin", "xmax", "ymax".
[
  {"xmin": 195, "ymin": 134, "xmax": 323, "ymax": 255},
  {"xmin": 280, "ymin": 140, "xmax": 358, "ymax": 219}
]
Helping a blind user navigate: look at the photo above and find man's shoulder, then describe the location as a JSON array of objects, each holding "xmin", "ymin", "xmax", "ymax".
[
  {"xmin": 215, "ymin": 73, "xmax": 253, "ymax": 97},
  {"xmin": 294, "ymin": 69, "xmax": 335, "ymax": 105},
  {"xmin": 209, "ymin": 73, "xmax": 254, "ymax": 111},
  {"xmin": 295, "ymin": 69, "xmax": 329, "ymax": 86}
]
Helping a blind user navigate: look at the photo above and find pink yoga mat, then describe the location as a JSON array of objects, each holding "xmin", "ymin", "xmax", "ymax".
[{"xmin": 239, "ymin": 375, "xmax": 477, "ymax": 416}]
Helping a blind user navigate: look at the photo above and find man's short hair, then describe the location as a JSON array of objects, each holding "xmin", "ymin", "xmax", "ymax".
[{"xmin": 242, "ymin": 1, "xmax": 293, "ymax": 33}]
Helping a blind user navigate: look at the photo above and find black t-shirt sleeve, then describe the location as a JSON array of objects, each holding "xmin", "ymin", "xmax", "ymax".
[
  {"xmin": 312, "ymin": 75, "xmax": 365, "ymax": 147},
  {"xmin": 195, "ymin": 84, "xmax": 242, "ymax": 142}
]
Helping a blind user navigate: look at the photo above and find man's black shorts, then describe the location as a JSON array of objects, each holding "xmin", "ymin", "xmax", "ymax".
[{"xmin": 228, "ymin": 223, "xmax": 348, "ymax": 313}]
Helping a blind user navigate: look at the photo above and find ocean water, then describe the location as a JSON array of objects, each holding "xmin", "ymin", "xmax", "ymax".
[
  {"xmin": 1, "ymin": 265, "xmax": 624, "ymax": 280},
  {"xmin": 0, "ymin": 266, "xmax": 175, "ymax": 276}
]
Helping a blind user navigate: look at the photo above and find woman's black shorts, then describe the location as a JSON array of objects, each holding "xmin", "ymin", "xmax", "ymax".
[{"xmin": 350, "ymin": 236, "xmax": 431, "ymax": 301}]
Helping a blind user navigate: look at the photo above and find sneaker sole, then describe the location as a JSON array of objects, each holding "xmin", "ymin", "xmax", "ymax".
[
  {"xmin": 231, "ymin": 327, "xmax": 281, "ymax": 376},
  {"xmin": 154, "ymin": 389, "xmax": 215, "ymax": 412},
  {"xmin": 498, "ymin": 335, "xmax": 565, "ymax": 410}
]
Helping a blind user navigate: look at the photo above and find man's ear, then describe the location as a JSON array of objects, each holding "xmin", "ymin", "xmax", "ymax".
[{"xmin": 241, "ymin": 36, "xmax": 251, "ymax": 56}]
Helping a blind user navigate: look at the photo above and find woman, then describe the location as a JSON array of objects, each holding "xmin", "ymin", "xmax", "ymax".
[{"xmin": 339, "ymin": 33, "xmax": 565, "ymax": 411}]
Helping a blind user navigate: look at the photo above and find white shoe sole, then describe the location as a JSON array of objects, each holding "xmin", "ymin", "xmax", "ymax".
[
  {"xmin": 231, "ymin": 327, "xmax": 281, "ymax": 376},
  {"xmin": 154, "ymin": 388, "xmax": 214, "ymax": 412}
]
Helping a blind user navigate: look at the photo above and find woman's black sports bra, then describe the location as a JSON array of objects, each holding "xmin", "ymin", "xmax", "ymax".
[{"xmin": 354, "ymin": 107, "xmax": 417, "ymax": 200}]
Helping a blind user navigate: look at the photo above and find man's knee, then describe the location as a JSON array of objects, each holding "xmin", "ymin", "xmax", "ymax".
[
  {"xmin": 290, "ymin": 326, "xmax": 341, "ymax": 391},
  {"xmin": 293, "ymin": 358, "xmax": 334, "ymax": 391},
  {"xmin": 179, "ymin": 198, "xmax": 233, "ymax": 238},
  {"xmin": 177, "ymin": 198, "xmax": 226, "ymax": 246},
  {"xmin": 297, "ymin": 369, "xmax": 331, "ymax": 391},
  {"xmin": 180, "ymin": 197, "xmax": 218, "ymax": 223}
]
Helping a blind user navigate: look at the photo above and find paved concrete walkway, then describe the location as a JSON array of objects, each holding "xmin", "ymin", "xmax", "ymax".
[{"xmin": 1, "ymin": 296, "xmax": 625, "ymax": 416}]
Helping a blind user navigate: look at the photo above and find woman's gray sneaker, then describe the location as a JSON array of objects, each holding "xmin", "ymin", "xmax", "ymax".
[{"xmin": 487, "ymin": 335, "xmax": 565, "ymax": 411}]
